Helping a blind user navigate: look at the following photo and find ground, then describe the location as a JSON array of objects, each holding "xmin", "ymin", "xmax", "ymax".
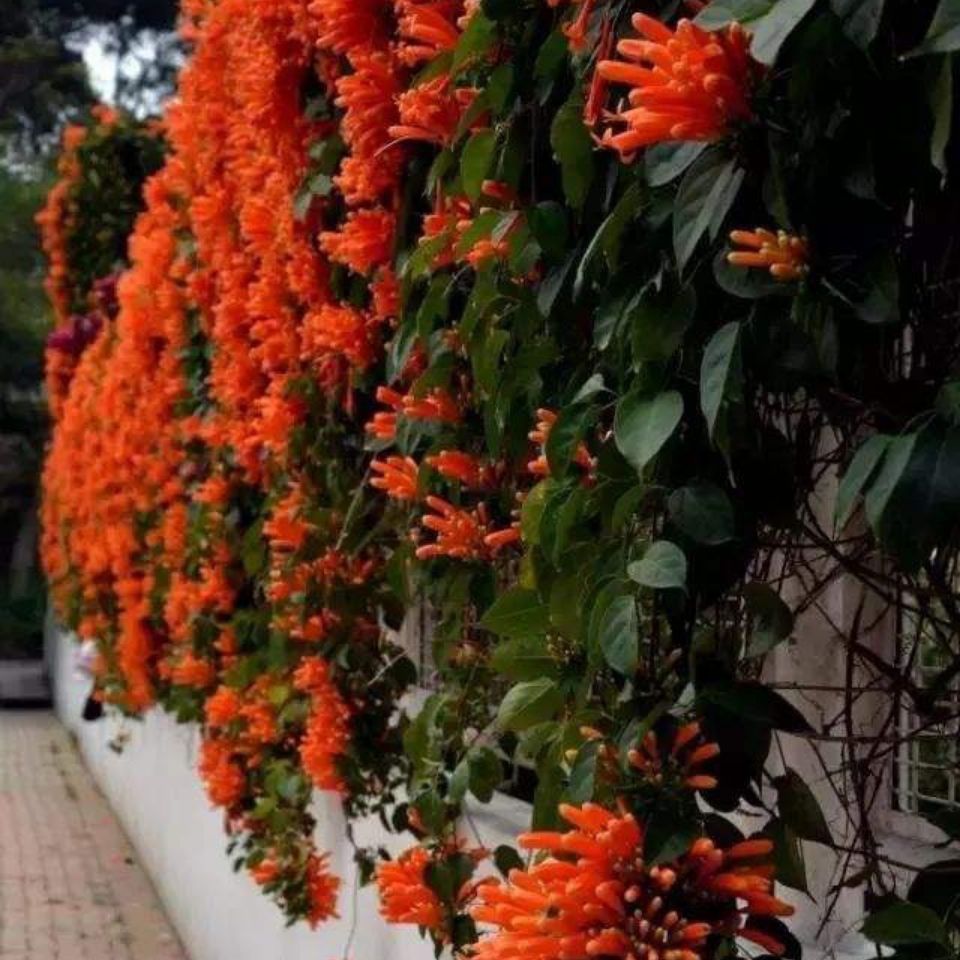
[{"xmin": 0, "ymin": 710, "xmax": 187, "ymax": 959}]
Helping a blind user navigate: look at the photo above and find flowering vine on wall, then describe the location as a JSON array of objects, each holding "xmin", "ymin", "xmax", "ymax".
[{"xmin": 41, "ymin": 0, "xmax": 960, "ymax": 955}]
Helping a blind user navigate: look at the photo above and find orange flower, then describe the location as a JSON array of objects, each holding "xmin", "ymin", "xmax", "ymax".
[
  {"xmin": 295, "ymin": 657, "xmax": 351, "ymax": 793},
  {"xmin": 528, "ymin": 408, "xmax": 595, "ymax": 477},
  {"xmin": 472, "ymin": 802, "xmax": 794, "ymax": 960},
  {"xmin": 403, "ymin": 387, "xmax": 461, "ymax": 423},
  {"xmin": 597, "ymin": 15, "xmax": 759, "ymax": 158},
  {"xmin": 303, "ymin": 303, "xmax": 380, "ymax": 369},
  {"xmin": 626, "ymin": 721, "xmax": 721, "ymax": 791},
  {"xmin": 365, "ymin": 385, "xmax": 405, "ymax": 440},
  {"xmin": 171, "ymin": 651, "xmax": 217, "ymax": 689},
  {"xmin": 320, "ymin": 208, "xmax": 395, "ymax": 275},
  {"xmin": 416, "ymin": 495, "xmax": 490, "ymax": 560},
  {"xmin": 198, "ymin": 737, "xmax": 245, "ymax": 809},
  {"xmin": 728, "ymin": 228, "xmax": 809, "ymax": 281},
  {"xmin": 370, "ymin": 455, "xmax": 420, "ymax": 500},
  {"xmin": 205, "ymin": 686, "xmax": 243, "ymax": 728},
  {"xmin": 306, "ymin": 853, "xmax": 340, "ymax": 926},
  {"xmin": 425, "ymin": 449, "xmax": 492, "ymax": 488},
  {"xmin": 375, "ymin": 846, "xmax": 445, "ymax": 930},
  {"xmin": 396, "ymin": 0, "xmax": 463, "ymax": 66},
  {"xmin": 390, "ymin": 75, "xmax": 480, "ymax": 146}
]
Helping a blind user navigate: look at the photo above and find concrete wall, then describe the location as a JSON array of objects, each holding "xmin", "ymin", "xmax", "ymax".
[{"xmin": 50, "ymin": 625, "xmax": 471, "ymax": 960}]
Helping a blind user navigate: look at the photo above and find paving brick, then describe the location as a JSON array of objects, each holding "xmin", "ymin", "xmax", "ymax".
[{"xmin": 0, "ymin": 711, "xmax": 189, "ymax": 959}]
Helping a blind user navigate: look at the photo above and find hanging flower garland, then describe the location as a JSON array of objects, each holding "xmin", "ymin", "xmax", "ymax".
[{"xmin": 42, "ymin": 0, "xmax": 960, "ymax": 952}]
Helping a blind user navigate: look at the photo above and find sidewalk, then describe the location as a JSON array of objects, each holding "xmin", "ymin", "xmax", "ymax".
[{"xmin": 0, "ymin": 710, "xmax": 188, "ymax": 959}]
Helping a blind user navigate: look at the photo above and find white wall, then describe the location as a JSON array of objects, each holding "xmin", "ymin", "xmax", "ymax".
[{"xmin": 49, "ymin": 625, "xmax": 446, "ymax": 960}]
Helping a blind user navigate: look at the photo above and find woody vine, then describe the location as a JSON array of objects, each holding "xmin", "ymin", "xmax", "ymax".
[{"xmin": 39, "ymin": 0, "xmax": 960, "ymax": 956}]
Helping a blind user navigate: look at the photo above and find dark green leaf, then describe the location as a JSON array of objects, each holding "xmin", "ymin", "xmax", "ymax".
[
  {"xmin": 629, "ymin": 284, "xmax": 697, "ymax": 362},
  {"xmin": 645, "ymin": 142, "xmax": 707, "ymax": 187},
  {"xmin": 835, "ymin": 434, "xmax": 892, "ymax": 530},
  {"xmin": 861, "ymin": 902, "xmax": 948, "ymax": 945},
  {"xmin": 744, "ymin": 582, "xmax": 794, "ymax": 656},
  {"xmin": 673, "ymin": 149, "xmax": 744, "ymax": 273},
  {"xmin": 775, "ymin": 768, "xmax": 833, "ymax": 845},
  {"xmin": 627, "ymin": 540, "xmax": 687, "ymax": 590},
  {"xmin": 700, "ymin": 321, "xmax": 742, "ymax": 440},
  {"xmin": 493, "ymin": 844, "xmax": 524, "ymax": 877},
  {"xmin": 667, "ymin": 482, "xmax": 735, "ymax": 545},
  {"xmin": 461, "ymin": 129, "xmax": 497, "ymax": 201},
  {"xmin": 490, "ymin": 636, "xmax": 559, "ymax": 680},
  {"xmin": 907, "ymin": 0, "xmax": 960, "ymax": 56},
  {"xmin": 700, "ymin": 682, "xmax": 814, "ymax": 734},
  {"xmin": 480, "ymin": 588, "xmax": 551, "ymax": 639},
  {"xmin": 546, "ymin": 403, "xmax": 597, "ymax": 477},
  {"xmin": 614, "ymin": 390, "xmax": 684, "ymax": 473},
  {"xmin": 697, "ymin": 0, "xmax": 817, "ymax": 63},
  {"xmin": 598, "ymin": 594, "xmax": 639, "ymax": 674},
  {"xmin": 497, "ymin": 678, "xmax": 563, "ymax": 731},
  {"xmin": 550, "ymin": 93, "xmax": 595, "ymax": 210},
  {"xmin": 831, "ymin": 0, "xmax": 885, "ymax": 47}
]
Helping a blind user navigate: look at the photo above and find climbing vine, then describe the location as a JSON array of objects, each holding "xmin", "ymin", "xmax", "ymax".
[{"xmin": 41, "ymin": 0, "xmax": 960, "ymax": 955}]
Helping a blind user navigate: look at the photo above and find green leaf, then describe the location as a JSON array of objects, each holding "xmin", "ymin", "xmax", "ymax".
[
  {"xmin": 673, "ymin": 149, "xmax": 744, "ymax": 273},
  {"xmin": 861, "ymin": 902, "xmax": 949, "ymax": 945},
  {"xmin": 667, "ymin": 482, "xmax": 735, "ymax": 545},
  {"xmin": 480, "ymin": 588, "xmax": 551, "ymax": 639},
  {"xmin": 835, "ymin": 434, "xmax": 892, "ymax": 530},
  {"xmin": 700, "ymin": 321, "xmax": 742, "ymax": 440},
  {"xmin": 550, "ymin": 93, "xmax": 595, "ymax": 210},
  {"xmin": 907, "ymin": 0, "xmax": 960, "ymax": 56},
  {"xmin": 929, "ymin": 55, "xmax": 953, "ymax": 181},
  {"xmin": 453, "ymin": 10, "xmax": 497, "ymax": 71},
  {"xmin": 830, "ymin": 0, "xmax": 885, "ymax": 48},
  {"xmin": 628, "ymin": 540, "xmax": 687, "ymax": 590},
  {"xmin": 645, "ymin": 142, "xmax": 707, "ymax": 187},
  {"xmin": 490, "ymin": 636, "xmax": 559, "ymax": 680},
  {"xmin": 767, "ymin": 818, "xmax": 809, "ymax": 893},
  {"xmin": 614, "ymin": 390, "xmax": 684, "ymax": 474},
  {"xmin": 629, "ymin": 284, "xmax": 697, "ymax": 362},
  {"xmin": 461, "ymin": 129, "xmax": 497, "ymax": 201},
  {"xmin": 468, "ymin": 747, "xmax": 504, "ymax": 801},
  {"xmin": 497, "ymin": 678, "xmax": 564, "ymax": 732},
  {"xmin": 743, "ymin": 582, "xmax": 794, "ymax": 656},
  {"xmin": 700, "ymin": 682, "xmax": 814, "ymax": 734},
  {"xmin": 546, "ymin": 403, "xmax": 597, "ymax": 477},
  {"xmin": 493, "ymin": 844, "xmax": 524, "ymax": 877},
  {"xmin": 775, "ymin": 768, "xmax": 833, "ymax": 845},
  {"xmin": 565, "ymin": 740, "xmax": 599, "ymax": 804},
  {"xmin": 472, "ymin": 327, "xmax": 510, "ymax": 395},
  {"xmin": 529, "ymin": 202, "xmax": 570, "ymax": 262},
  {"xmin": 598, "ymin": 595, "xmax": 639, "ymax": 674},
  {"xmin": 696, "ymin": 0, "xmax": 817, "ymax": 63}
]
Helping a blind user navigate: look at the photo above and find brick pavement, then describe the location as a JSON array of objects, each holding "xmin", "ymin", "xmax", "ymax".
[{"xmin": 0, "ymin": 710, "xmax": 188, "ymax": 960}]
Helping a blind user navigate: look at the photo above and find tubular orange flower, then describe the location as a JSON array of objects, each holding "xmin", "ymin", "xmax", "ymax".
[
  {"xmin": 205, "ymin": 686, "xmax": 243, "ymax": 728},
  {"xmin": 472, "ymin": 802, "xmax": 794, "ymax": 960},
  {"xmin": 425, "ymin": 449, "xmax": 491, "ymax": 488},
  {"xmin": 728, "ymin": 228, "xmax": 809, "ymax": 281},
  {"xmin": 295, "ymin": 656, "xmax": 351, "ymax": 793},
  {"xmin": 396, "ymin": 0, "xmax": 463, "ymax": 66},
  {"xmin": 528, "ymin": 408, "xmax": 595, "ymax": 477},
  {"xmin": 597, "ymin": 15, "xmax": 759, "ymax": 158},
  {"xmin": 375, "ymin": 846, "xmax": 446, "ymax": 930},
  {"xmin": 366, "ymin": 385, "xmax": 406, "ymax": 440},
  {"xmin": 170, "ymin": 651, "xmax": 217, "ymax": 688},
  {"xmin": 198, "ymin": 737, "xmax": 246, "ymax": 809},
  {"xmin": 416, "ymin": 495, "xmax": 490, "ymax": 560},
  {"xmin": 370, "ymin": 455, "xmax": 420, "ymax": 500},
  {"xmin": 626, "ymin": 722, "xmax": 721, "ymax": 791},
  {"xmin": 306, "ymin": 853, "xmax": 340, "ymax": 926},
  {"xmin": 403, "ymin": 387, "xmax": 461, "ymax": 423},
  {"xmin": 390, "ymin": 76, "xmax": 480, "ymax": 146},
  {"xmin": 320, "ymin": 208, "xmax": 395, "ymax": 275}
]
